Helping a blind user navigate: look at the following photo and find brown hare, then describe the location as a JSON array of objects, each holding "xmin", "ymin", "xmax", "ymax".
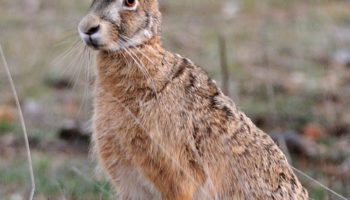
[{"xmin": 78, "ymin": 0, "xmax": 309, "ymax": 199}]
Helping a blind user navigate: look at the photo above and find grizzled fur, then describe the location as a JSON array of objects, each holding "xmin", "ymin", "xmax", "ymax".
[{"xmin": 78, "ymin": 0, "xmax": 309, "ymax": 199}]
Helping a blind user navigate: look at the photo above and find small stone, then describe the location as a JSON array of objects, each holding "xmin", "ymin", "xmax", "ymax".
[
  {"xmin": 10, "ymin": 194, "xmax": 23, "ymax": 200},
  {"xmin": 334, "ymin": 49, "xmax": 350, "ymax": 67},
  {"xmin": 24, "ymin": 99, "xmax": 41, "ymax": 117},
  {"xmin": 222, "ymin": 1, "xmax": 240, "ymax": 19},
  {"xmin": 341, "ymin": 157, "xmax": 350, "ymax": 173}
]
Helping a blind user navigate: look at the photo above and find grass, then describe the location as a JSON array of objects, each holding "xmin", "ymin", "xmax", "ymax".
[
  {"xmin": 0, "ymin": 153, "xmax": 114, "ymax": 200},
  {"xmin": 0, "ymin": 120, "xmax": 16, "ymax": 134}
]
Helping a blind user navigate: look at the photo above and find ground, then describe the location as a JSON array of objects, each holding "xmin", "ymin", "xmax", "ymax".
[{"xmin": 0, "ymin": 0, "xmax": 349, "ymax": 199}]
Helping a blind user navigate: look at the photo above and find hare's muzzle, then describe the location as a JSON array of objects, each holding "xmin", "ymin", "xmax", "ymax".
[{"xmin": 78, "ymin": 14, "xmax": 102, "ymax": 49}]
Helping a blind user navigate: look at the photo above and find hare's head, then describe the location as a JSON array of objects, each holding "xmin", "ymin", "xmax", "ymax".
[{"xmin": 78, "ymin": 0, "xmax": 161, "ymax": 51}]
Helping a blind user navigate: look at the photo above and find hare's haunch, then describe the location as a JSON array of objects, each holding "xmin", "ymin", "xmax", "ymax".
[{"xmin": 78, "ymin": 0, "xmax": 309, "ymax": 199}]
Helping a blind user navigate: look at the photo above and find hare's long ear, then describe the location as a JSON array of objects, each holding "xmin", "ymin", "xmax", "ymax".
[{"xmin": 137, "ymin": 0, "xmax": 161, "ymax": 35}]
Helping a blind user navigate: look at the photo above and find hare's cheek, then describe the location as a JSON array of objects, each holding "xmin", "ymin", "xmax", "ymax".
[
  {"xmin": 119, "ymin": 12, "xmax": 139, "ymax": 35},
  {"xmin": 104, "ymin": 22, "xmax": 119, "ymax": 40}
]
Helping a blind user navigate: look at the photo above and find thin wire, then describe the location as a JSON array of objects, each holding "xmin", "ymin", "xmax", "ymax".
[
  {"xmin": 0, "ymin": 45, "xmax": 36, "ymax": 200},
  {"xmin": 291, "ymin": 166, "xmax": 349, "ymax": 200}
]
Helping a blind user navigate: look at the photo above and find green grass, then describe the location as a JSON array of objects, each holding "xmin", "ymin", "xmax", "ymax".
[
  {"xmin": 0, "ymin": 153, "xmax": 114, "ymax": 200},
  {"xmin": 309, "ymin": 186, "xmax": 327, "ymax": 200},
  {"xmin": 0, "ymin": 120, "xmax": 16, "ymax": 134}
]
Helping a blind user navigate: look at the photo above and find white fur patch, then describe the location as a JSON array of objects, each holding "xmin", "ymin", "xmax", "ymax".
[
  {"xmin": 111, "ymin": 29, "xmax": 153, "ymax": 51},
  {"xmin": 104, "ymin": 1, "xmax": 123, "ymax": 23},
  {"xmin": 78, "ymin": 28, "xmax": 90, "ymax": 45},
  {"xmin": 103, "ymin": 0, "xmax": 139, "ymax": 23}
]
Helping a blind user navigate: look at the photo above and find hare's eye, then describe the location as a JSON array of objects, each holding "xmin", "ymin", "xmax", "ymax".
[{"xmin": 125, "ymin": 0, "xmax": 136, "ymax": 7}]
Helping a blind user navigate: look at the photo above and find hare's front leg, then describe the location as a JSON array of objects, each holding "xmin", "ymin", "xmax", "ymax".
[
  {"xmin": 146, "ymin": 166, "xmax": 200, "ymax": 200},
  {"xmin": 127, "ymin": 135, "xmax": 206, "ymax": 200},
  {"xmin": 162, "ymin": 184, "xmax": 198, "ymax": 200}
]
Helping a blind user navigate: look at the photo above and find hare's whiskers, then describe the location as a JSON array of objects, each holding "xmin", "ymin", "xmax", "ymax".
[
  {"xmin": 121, "ymin": 44, "xmax": 148, "ymax": 78},
  {"xmin": 119, "ymin": 35, "xmax": 157, "ymax": 66},
  {"xmin": 71, "ymin": 45, "xmax": 87, "ymax": 90},
  {"xmin": 125, "ymin": 47, "xmax": 158, "ymax": 97},
  {"xmin": 57, "ymin": 42, "xmax": 85, "ymax": 80},
  {"xmin": 120, "ymin": 51, "xmax": 131, "ymax": 68},
  {"xmin": 121, "ymin": 43, "xmax": 159, "ymax": 98},
  {"xmin": 77, "ymin": 47, "xmax": 92, "ymax": 117},
  {"xmin": 53, "ymin": 39, "xmax": 81, "ymax": 67}
]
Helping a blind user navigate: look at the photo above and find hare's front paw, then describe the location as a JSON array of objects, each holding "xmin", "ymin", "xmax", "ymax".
[{"xmin": 163, "ymin": 187, "xmax": 196, "ymax": 200}]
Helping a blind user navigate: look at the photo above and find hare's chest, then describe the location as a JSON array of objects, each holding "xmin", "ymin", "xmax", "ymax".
[
  {"xmin": 92, "ymin": 100, "xmax": 162, "ymax": 199},
  {"xmin": 113, "ymin": 166, "xmax": 162, "ymax": 200},
  {"xmin": 93, "ymin": 97, "xmax": 159, "ymax": 135}
]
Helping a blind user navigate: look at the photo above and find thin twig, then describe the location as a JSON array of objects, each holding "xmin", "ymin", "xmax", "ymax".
[
  {"xmin": 0, "ymin": 45, "xmax": 36, "ymax": 200},
  {"xmin": 219, "ymin": 34, "xmax": 230, "ymax": 96},
  {"xmin": 291, "ymin": 166, "xmax": 348, "ymax": 200},
  {"xmin": 258, "ymin": 21, "xmax": 292, "ymax": 163}
]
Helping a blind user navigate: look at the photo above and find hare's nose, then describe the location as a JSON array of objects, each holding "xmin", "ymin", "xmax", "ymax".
[
  {"xmin": 85, "ymin": 25, "xmax": 100, "ymax": 35},
  {"xmin": 78, "ymin": 14, "xmax": 101, "ymax": 36}
]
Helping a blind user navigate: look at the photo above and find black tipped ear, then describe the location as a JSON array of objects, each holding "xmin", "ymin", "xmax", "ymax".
[{"xmin": 90, "ymin": 0, "xmax": 97, "ymax": 8}]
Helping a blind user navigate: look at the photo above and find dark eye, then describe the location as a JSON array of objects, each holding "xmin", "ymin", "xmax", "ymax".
[{"xmin": 125, "ymin": 0, "xmax": 136, "ymax": 7}]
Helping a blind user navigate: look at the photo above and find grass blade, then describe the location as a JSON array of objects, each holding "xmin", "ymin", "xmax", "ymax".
[{"xmin": 0, "ymin": 45, "xmax": 36, "ymax": 200}]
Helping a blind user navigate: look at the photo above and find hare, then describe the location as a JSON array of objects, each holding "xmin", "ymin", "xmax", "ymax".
[{"xmin": 78, "ymin": 0, "xmax": 309, "ymax": 199}]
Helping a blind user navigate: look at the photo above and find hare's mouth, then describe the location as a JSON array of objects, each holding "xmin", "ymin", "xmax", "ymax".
[{"xmin": 86, "ymin": 36, "xmax": 101, "ymax": 49}]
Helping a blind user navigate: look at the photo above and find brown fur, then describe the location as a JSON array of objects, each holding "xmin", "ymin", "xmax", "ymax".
[{"xmin": 79, "ymin": 0, "xmax": 309, "ymax": 199}]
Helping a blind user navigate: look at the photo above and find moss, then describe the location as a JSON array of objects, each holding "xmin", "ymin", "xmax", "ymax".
[
  {"xmin": 309, "ymin": 186, "xmax": 327, "ymax": 200},
  {"xmin": 0, "ymin": 120, "xmax": 17, "ymax": 134}
]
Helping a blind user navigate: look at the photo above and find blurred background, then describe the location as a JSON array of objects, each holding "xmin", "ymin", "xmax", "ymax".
[{"xmin": 0, "ymin": 0, "xmax": 350, "ymax": 199}]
